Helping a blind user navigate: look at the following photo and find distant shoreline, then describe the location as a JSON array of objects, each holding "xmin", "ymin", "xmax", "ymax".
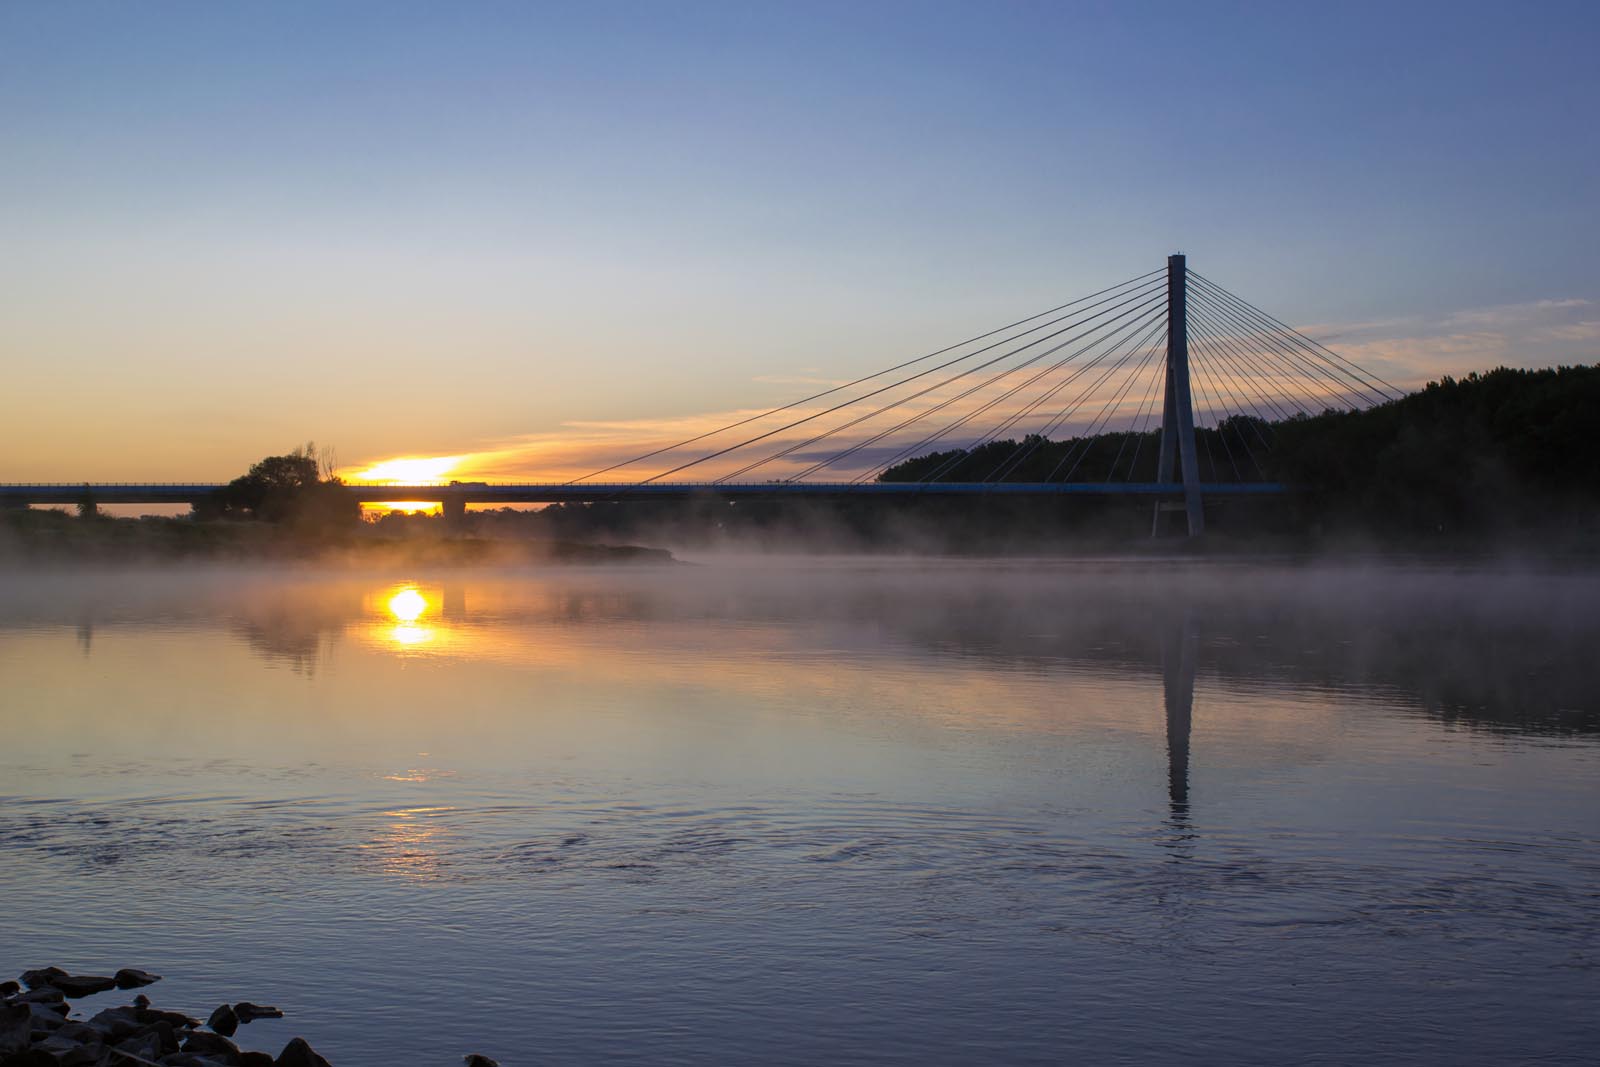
[{"xmin": 0, "ymin": 510, "xmax": 676, "ymax": 567}]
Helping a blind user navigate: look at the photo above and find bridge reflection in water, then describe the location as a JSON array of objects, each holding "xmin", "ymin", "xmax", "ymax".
[{"xmin": 1162, "ymin": 611, "xmax": 1198, "ymax": 821}]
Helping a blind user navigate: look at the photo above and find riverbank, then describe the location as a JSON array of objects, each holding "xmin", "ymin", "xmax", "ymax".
[
  {"xmin": 0, "ymin": 510, "xmax": 674, "ymax": 566},
  {"xmin": 1, "ymin": 966, "xmax": 500, "ymax": 1065}
]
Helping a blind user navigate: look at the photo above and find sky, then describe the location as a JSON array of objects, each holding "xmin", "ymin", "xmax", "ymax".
[{"xmin": 3, "ymin": 1, "xmax": 1598, "ymax": 483}]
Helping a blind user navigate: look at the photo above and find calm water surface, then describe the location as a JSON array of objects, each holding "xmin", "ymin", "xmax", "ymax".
[{"xmin": 2, "ymin": 559, "xmax": 1597, "ymax": 1064}]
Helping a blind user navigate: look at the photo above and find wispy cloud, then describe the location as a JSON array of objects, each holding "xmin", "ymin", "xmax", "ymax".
[
  {"xmin": 1302, "ymin": 296, "xmax": 1599, "ymax": 387},
  {"xmin": 750, "ymin": 374, "xmax": 852, "ymax": 388}
]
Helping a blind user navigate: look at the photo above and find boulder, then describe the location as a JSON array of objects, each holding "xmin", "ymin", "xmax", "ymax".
[
  {"xmin": 205, "ymin": 1004, "xmax": 239, "ymax": 1037},
  {"xmin": 111, "ymin": 1030, "xmax": 164, "ymax": 1064},
  {"xmin": 1, "ymin": 1002, "xmax": 31, "ymax": 1054},
  {"xmin": 0, "ymin": 981, "xmax": 19, "ymax": 998},
  {"xmin": 182, "ymin": 1029, "xmax": 242, "ymax": 1061},
  {"xmin": 85, "ymin": 1007, "xmax": 142, "ymax": 1042},
  {"xmin": 134, "ymin": 1019, "xmax": 179, "ymax": 1056},
  {"xmin": 464, "ymin": 1056, "xmax": 501, "ymax": 1066},
  {"xmin": 47, "ymin": 1039, "xmax": 110, "ymax": 1067},
  {"xmin": 112, "ymin": 970, "xmax": 161, "ymax": 991},
  {"xmin": 133, "ymin": 1006, "xmax": 196, "ymax": 1030},
  {"xmin": 18, "ymin": 968, "xmax": 68, "ymax": 992},
  {"xmin": 232, "ymin": 1005, "xmax": 283, "ymax": 1025},
  {"xmin": 239, "ymin": 1054, "xmax": 277, "ymax": 1067},
  {"xmin": 12, "ymin": 991, "xmax": 64, "ymax": 1010},
  {"xmin": 46, "ymin": 976, "xmax": 117, "ymax": 999},
  {"xmin": 0, "ymin": 1050, "xmax": 60, "ymax": 1067},
  {"xmin": 273, "ymin": 1037, "xmax": 332, "ymax": 1067},
  {"xmin": 25, "ymin": 1002, "xmax": 68, "ymax": 1029}
]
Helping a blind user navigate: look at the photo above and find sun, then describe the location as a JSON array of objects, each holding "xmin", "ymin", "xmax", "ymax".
[{"xmin": 351, "ymin": 456, "xmax": 463, "ymax": 484}]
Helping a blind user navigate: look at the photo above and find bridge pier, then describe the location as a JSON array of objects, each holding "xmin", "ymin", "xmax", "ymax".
[
  {"xmin": 1151, "ymin": 253, "xmax": 1206, "ymax": 538},
  {"xmin": 441, "ymin": 494, "xmax": 468, "ymax": 528}
]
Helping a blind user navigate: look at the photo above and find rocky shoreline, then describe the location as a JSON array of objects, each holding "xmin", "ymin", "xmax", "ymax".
[{"xmin": 1, "ymin": 968, "xmax": 498, "ymax": 1066}]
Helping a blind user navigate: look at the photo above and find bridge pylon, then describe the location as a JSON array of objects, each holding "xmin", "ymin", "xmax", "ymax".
[{"xmin": 1151, "ymin": 253, "xmax": 1205, "ymax": 537}]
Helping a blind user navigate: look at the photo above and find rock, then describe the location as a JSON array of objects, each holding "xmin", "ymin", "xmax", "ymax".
[
  {"xmin": 133, "ymin": 1006, "xmax": 196, "ymax": 1030},
  {"xmin": 1, "ymin": 1002, "xmax": 31, "ymax": 1054},
  {"xmin": 85, "ymin": 1007, "xmax": 143, "ymax": 1042},
  {"xmin": 113, "ymin": 969, "xmax": 161, "ymax": 991},
  {"xmin": 182, "ymin": 1029, "xmax": 241, "ymax": 1061},
  {"xmin": 136, "ymin": 1019, "xmax": 179, "ymax": 1056},
  {"xmin": 464, "ymin": 1056, "xmax": 501, "ymax": 1066},
  {"xmin": 18, "ymin": 968, "xmax": 68, "ymax": 991},
  {"xmin": 46, "ymin": 975, "xmax": 117, "ymax": 999},
  {"xmin": 205, "ymin": 1003, "xmax": 239, "ymax": 1037},
  {"xmin": 25, "ymin": 1001, "xmax": 68, "ymax": 1028},
  {"xmin": 131, "ymin": 995, "xmax": 150, "ymax": 1010},
  {"xmin": 232, "ymin": 1004, "xmax": 283, "ymax": 1025},
  {"xmin": 49, "ymin": 1022, "xmax": 103, "ymax": 1046},
  {"xmin": 238, "ymin": 1054, "xmax": 277, "ymax": 1067},
  {"xmin": 273, "ymin": 1037, "xmax": 332, "ymax": 1067},
  {"xmin": 12, "ymin": 990, "xmax": 64, "ymax": 1010},
  {"xmin": 53, "ymin": 1040, "xmax": 109, "ymax": 1067},
  {"xmin": 111, "ymin": 1029, "xmax": 165, "ymax": 1064},
  {"xmin": 0, "ymin": 981, "xmax": 19, "ymax": 998},
  {"xmin": 0, "ymin": 1050, "xmax": 60, "ymax": 1066}
]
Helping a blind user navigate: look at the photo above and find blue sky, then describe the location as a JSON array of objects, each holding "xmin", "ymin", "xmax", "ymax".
[{"xmin": 3, "ymin": 1, "xmax": 1597, "ymax": 479}]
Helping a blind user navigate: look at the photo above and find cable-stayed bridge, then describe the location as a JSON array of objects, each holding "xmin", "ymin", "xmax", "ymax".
[{"xmin": 2, "ymin": 256, "xmax": 1398, "ymax": 536}]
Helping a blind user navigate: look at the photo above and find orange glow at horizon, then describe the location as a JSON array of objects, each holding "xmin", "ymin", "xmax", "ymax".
[{"xmin": 349, "ymin": 456, "xmax": 464, "ymax": 484}]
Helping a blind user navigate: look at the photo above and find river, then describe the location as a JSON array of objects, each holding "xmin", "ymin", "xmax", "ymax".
[{"xmin": 2, "ymin": 559, "xmax": 1597, "ymax": 1064}]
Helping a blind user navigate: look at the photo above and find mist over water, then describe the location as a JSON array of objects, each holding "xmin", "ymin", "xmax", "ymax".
[{"xmin": 2, "ymin": 559, "xmax": 1597, "ymax": 1065}]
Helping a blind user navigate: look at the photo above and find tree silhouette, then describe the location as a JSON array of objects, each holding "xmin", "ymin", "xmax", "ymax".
[{"xmin": 205, "ymin": 443, "xmax": 358, "ymax": 528}]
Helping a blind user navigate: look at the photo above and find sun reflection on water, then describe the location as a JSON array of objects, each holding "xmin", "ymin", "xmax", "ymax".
[
  {"xmin": 388, "ymin": 588, "xmax": 428, "ymax": 622},
  {"xmin": 362, "ymin": 806, "xmax": 459, "ymax": 880},
  {"xmin": 371, "ymin": 584, "xmax": 445, "ymax": 651}
]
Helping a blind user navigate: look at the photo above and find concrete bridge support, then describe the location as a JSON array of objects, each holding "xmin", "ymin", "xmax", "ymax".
[{"xmin": 1152, "ymin": 253, "xmax": 1206, "ymax": 538}]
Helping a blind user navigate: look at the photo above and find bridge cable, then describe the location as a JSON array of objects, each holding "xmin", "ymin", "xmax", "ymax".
[
  {"xmin": 937, "ymin": 309, "xmax": 1170, "ymax": 482},
  {"xmin": 906, "ymin": 307, "xmax": 1169, "ymax": 485},
  {"xmin": 1185, "ymin": 308, "xmax": 1302, "ymax": 425},
  {"xmin": 1186, "ymin": 289, "xmax": 1368, "ymax": 413},
  {"xmin": 867, "ymin": 299, "xmax": 1170, "ymax": 484},
  {"xmin": 1185, "ymin": 345, "xmax": 1245, "ymax": 480},
  {"xmin": 570, "ymin": 268, "xmax": 1163, "ymax": 484},
  {"xmin": 874, "ymin": 310, "xmax": 1158, "ymax": 484},
  {"xmin": 724, "ymin": 284, "xmax": 1168, "ymax": 483},
  {"xmin": 973, "ymin": 309, "xmax": 1170, "ymax": 483},
  {"xmin": 1186, "ymin": 329, "xmax": 1278, "ymax": 453},
  {"xmin": 1105, "ymin": 329, "xmax": 1168, "ymax": 482},
  {"xmin": 1188, "ymin": 270, "xmax": 1397, "ymax": 406},
  {"xmin": 1191, "ymin": 299, "xmax": 1359, "ymax": 438},
  {"xmin": 1116, "ymin": 340, "xmax": 1170, "ymax": 482},
  {"xmin": 779, "ymin": 292, "xmax": 1171, "ymax": 483},
  {"xmin": 1188, "ymin": 270, "xmax": 1403, "ymax": 402},
  {"xmin": 985, "ymin": 310, "xmax": 1170, "ymax": 483},
  {"xmin": 1036, "ymin": 322, "xmax": 1171, "ymax": 484},
  {"xmin": 1185, "ymin": 335, "xmax": 1262, "ymax": 469},
  {"xmin": 717, "ymin": 283, "xmax": 1168, "ymax": 483},
  {"xmin": 1043, "ymin": 326, "xmax": 1171, "ymax": 484},
  {"xmin": 1184, "ymin": 300, "xmax": 1344, "ymax": 415},
  {"xmin": 640, "ymin": 277, "xmax": 1167, "ymax": 484},
  {"xmin": 1187, "ymin": 339, "xmax": 1274, "ymax": 468},
  {"xmin": 1187, "ymin": 273, "xmax": 1395, "ymax": 408}
]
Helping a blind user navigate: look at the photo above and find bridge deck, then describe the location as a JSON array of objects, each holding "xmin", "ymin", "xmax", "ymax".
[{"xmin": 1, "ymin": 482, "xmax": 1287, "ymax": 506}]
